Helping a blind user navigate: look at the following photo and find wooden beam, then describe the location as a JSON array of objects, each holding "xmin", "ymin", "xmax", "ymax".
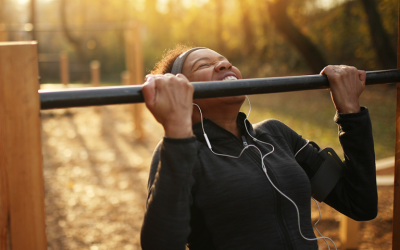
[
  {"xmin": 121, "ymin": 70, "xmax": 129, "ymax": 86},
  {"xmin": 125, "ymin": 22, "xmax": 144, "ymax": 142},
  {"xmin": 59, "ymin": 51, "xmax": 69, "ymax": 87},
  {"xmin": 340, "ymin": 217, "xmax": 359, "ymax": 250},
  {"xmin": 393, "ymin": 0, "xmax": 400, "ymax": 248},
  {"xmin": 0, "ymin": 41, "xmax": 47, "ymax": 250},
  {"xmin": 0, "ymin": 23, "xmax": 8, "ymax": 42},
  {"xmin": 133, "ymin": 24, "xmax": 144, "ymax": 142},
  {"xmin": 90, "ymin": 60, "xmax": 101, "ymax": 87}
]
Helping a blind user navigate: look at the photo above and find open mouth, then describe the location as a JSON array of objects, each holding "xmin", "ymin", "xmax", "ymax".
[{"xmin": 222, "ymin": 76, "xmax": 238, "ymax": 81}]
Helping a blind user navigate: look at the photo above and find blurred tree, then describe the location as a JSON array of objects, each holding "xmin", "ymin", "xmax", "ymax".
[
  {"xmin": 13, "ymin": 0, "xmax": 396, "ymax": 82},
  {"xmin": 60, "ymin": 0, "xmax": 87, "ymax": 82},
  {"xmin": 268, "ymin": 0, "xmax": 327, "ymax": 73},
  {"xmin": 215, "ymin": 0, "xmax": 225, "ymax": 54},
  {"xmin": 360, "ymin": 0, "xmax": 396, "ymax": 69},
  {"xmin": 30, "ymin": 0, "xmax": 36, "ymax": 41},
  {"xmin": 239, "ymin": 0, "xmax": 255, "ymax": 56}
]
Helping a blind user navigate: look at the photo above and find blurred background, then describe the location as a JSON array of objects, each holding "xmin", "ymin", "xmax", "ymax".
[
  {"xmin": 1, "ymin": 0, "xmax": 398, "ymax": 82},
  {"xmin": 2, "ymin": 0, "xmax": 397, "ymax": 249}
]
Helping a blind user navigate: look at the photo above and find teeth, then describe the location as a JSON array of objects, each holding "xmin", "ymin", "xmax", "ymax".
[{"xmin": 222, "ymin": 76, "xmax": 238, "ymax": 81}]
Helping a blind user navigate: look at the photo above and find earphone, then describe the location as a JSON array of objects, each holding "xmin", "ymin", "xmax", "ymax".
[{"xmin": 193, "ymin": 96, "xmax": 337, "ymax": 250}]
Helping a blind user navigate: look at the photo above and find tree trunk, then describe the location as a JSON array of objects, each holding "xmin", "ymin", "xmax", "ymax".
[
  {"xmin": 215, "ymin": 0, "xmax": 224, "ymax": 54},
  {"xmin": 360, "ymin": 0, "xmax": 396, "ymax": 69},
  {"xmin": 268, "ymin": 0, "xmax": 327, "ymax": 73},
  {"xmin": 239, "ymin": 0, "xmax": 255, "ymax": 56},
  {"xmin": 30, "ymin": 0, "xmax": 36, "ymax": 41},
  {"xmin": 60, "ymin": 0, "xmax": 87, "ymax": 82}
]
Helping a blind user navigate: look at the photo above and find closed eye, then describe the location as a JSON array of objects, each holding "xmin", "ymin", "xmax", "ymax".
[{"xmin": 198, "ymin": 63, "xmax": 210, "ymax": 69}]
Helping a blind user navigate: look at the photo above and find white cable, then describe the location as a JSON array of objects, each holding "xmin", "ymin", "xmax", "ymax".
[
  {"xmin": 192, "ymin": 97, "xmax": 336, "ymax": 249},
  {"xmin": 312, "ymin": 197, "xmax": 337, "ymax": 250},
  {"xmin": 193, "ymin": 103, "xmax": 251, "ymax": 159},
  {"xmin": 294, "ymin": 139, "xmax": 336, "ymax": 249},
  {"xmin": 295, "ymin": 140, "xmax": 310, "ymax": 157}
]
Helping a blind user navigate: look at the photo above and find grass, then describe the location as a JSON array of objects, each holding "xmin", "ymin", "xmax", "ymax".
[{"xmin": 242, "ymin": 84, "xmax": 396, "ymax": 160}]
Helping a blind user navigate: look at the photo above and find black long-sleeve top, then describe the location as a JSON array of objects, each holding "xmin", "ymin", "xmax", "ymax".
[{"xmin": 141, "ymin": 108, "xmax": 377, "ymax": 250}]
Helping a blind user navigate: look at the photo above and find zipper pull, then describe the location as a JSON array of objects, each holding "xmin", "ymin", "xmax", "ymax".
[{"xmin": 241, "ymin": 136, "xmax": 248, "ymax": 147}]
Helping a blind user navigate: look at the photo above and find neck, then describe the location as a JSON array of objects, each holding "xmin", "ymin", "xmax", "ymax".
[{"xmin": 192, "ymin": 106, "xmax": 242, "ymax": 138}]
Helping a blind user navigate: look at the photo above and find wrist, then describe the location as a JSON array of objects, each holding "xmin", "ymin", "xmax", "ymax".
[
  {"xmin": 337, "ymin": 104, "xmax": 361, "ymax": 114},
  {"xmin": 164, "ymin": 120, "xmax": 193, "ymax": 139}
]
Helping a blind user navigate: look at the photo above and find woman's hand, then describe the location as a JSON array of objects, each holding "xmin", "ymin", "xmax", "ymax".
[
  {"xmin": 320, "ymin": 65, "xmax": 366, "ymax": 114},
  {"xmin": 142, "ymin": 73, "xmax": 194, "ymax": 138}
]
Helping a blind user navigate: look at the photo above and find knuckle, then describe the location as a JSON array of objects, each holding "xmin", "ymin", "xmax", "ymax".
[
  {"xmin": 188, "ymin": 83, "xmax": 194, "ymax": 92},
  {"xmin": 339, "ymin": 68, "xmax": 348, "ymax": 76},
  {"xmin": 348, "ymin": 66, "xmax": 358, "ymax": 74},
  {"xmin": 349, "ymin": 66, "xmax": 357, "ymax": 70},
  {"xmin": 325, "ymin": 65, "xmax": 334, "ymax": 72}
]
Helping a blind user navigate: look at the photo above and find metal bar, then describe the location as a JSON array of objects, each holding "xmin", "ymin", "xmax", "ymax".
[{"xmin": 40, "ymin": 69, "xmax": 400, "ymax": 110}]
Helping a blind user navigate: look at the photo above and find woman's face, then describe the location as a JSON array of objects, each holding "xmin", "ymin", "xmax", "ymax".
[
  {"xmin": 181, "ymin": 49, "xmax": 242, "ymax": 82},
  {"xmin": 181, "ymin": 49, "xmax": 246, "ymax": 112}
]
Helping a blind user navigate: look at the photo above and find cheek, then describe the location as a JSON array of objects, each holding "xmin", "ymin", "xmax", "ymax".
[
  {"xmin": 233, "ymin": 67, "xmax": 242, "ymax": 79},
  {"xmin": 187, "ymin": 68, "xmax": 214, "ymax": 82}
]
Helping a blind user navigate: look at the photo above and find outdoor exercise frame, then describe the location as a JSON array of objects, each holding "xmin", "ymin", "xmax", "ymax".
[{"xmin": 1, "ymin": 11, "xmax": 400, "ymax": 250}]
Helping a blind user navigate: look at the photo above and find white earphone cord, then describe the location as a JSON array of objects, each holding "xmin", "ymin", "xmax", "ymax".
[{"xmin": 193, "ymin": 96, "xmax": 337, "ymax": 250}]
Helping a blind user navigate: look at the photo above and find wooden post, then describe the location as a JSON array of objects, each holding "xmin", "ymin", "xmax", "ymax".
[
  {"xmin": 340, "ymin": 216, "xmax": 359, "ymax": 250},
  {"xmin": 90, "ymin": 60, "xmax": 101, "ymax": 87},
  {"xmin": 121, "ymin": 70, "xmax": 130, "ymax": 86},
  {"xmin": 392, "ymin": 0, "xmax": 400, "ymax": 248},
  {"xmin": 0, "ymin": 23, "xmax": 8, "ymax": 42},
  {"xmin": 125, "ymin": 22, "xmax": 144, "ymax": 142},
  {"xmin": 121, "ymin": 71, "xmax": 131, "ymax": 113},
  {"xmin": 0, "ymin": 42, "xmax": 47, "ymax": 250},
  {"xmin": 60, "ymin": 51, "xmax": 69, "ymax": 87}
]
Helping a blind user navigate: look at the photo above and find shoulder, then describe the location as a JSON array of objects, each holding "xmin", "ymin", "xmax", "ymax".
[
  {"xmin": 150, "ymin": 137, "xmax": 207, "ymax": 166},
  {"xmin": 253, "ymin": 119, "xmax": 294, "ymax": 137}
]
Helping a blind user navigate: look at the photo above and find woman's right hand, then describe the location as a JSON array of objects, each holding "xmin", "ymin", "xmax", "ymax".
[{"xmin": 142, "ymin": 73, "xmax": 194, "ymax": 138}]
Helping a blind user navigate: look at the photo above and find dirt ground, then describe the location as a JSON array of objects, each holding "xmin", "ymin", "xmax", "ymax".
[{"xmin": 41, "ymin": 104, "xmax": 394, "ymax": 250}]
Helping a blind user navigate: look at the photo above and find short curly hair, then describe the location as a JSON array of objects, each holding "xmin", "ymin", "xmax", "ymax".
[{"xmin": 150, "ymin": 44, "xmax": 194, "ymax": 75}]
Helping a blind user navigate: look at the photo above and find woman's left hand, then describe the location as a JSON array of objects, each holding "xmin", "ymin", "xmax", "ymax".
[{"xmin": 320, "ymin": 65, "xmax": 366, "ymax": 114}]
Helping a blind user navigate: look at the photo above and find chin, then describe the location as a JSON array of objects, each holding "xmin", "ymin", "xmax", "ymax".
[{"xmin": 219, "ymin": 95, "xmax": 246, "ymax": 105}]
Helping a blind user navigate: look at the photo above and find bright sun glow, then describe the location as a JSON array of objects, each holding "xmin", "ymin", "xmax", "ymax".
[
  {"xmin": 156, "ymin": 0, "xmax": 209, "ymax": 14},
  {"xmin": 315, "ymin": 0, "xmax": 347, "ymax": 10},
  {"xmin": 13, "ymin": 0, "xmax": 30, "ymax": 4}
]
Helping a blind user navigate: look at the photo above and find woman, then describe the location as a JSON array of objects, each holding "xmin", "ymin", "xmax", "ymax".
[{"xmin": 140, "ymin": 46, "xmax": 377, "ymax": 249}]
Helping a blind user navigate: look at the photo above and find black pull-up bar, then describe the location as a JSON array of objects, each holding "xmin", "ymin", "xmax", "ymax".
[{"xmin": 39, "ymin": 69, "xmax": 400, "ymax": 110}]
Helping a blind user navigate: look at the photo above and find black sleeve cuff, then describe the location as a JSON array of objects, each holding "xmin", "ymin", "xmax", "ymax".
[{"xmin": 334, "ymin": 107, "xmax": 369, "ymax": 124}]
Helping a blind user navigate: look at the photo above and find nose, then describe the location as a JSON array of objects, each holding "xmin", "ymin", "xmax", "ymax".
[{"xmin": 214, "ymin": 60, "xmax": 232, "ymax": 72}]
